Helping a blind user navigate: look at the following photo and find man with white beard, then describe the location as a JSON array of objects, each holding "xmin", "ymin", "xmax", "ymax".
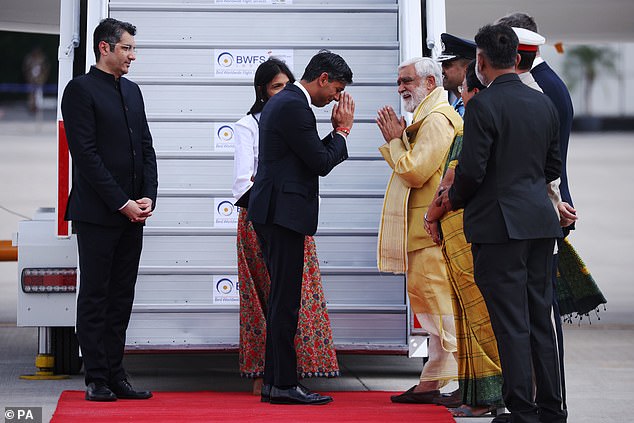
[{"xmin": 376, "ymin": 57, "xmax": 463, "ymax": 405}]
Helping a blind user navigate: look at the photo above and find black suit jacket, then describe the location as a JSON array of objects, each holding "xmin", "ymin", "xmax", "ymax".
[
  {"xmin": 532, "ymin": 61, "xmax": 575, "ymax": 208},
  {"xmin": 61, "ymin": 66, "xmax": 158, "ymax": 227},
  {"xmin": 448, "ymin": 73, "xmax": 563, "ymax": 243},
  {"xmin": 247, "ymin": 83, "xmax": 348, "ymax": 235}
]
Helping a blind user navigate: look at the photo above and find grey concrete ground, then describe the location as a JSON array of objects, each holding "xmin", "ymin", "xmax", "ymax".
[{"xmin": 0, "ymin": 108, "xmax": 632, "ymax": 422}]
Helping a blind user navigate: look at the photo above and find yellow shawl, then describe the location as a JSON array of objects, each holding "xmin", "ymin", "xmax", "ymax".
[{"xmin": 377, "ymin": 87, "xmax": 461, "ymax": 273}]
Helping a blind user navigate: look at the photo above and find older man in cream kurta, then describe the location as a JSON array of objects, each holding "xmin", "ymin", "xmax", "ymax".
[{"xmin": 376, "ymin": 57, "xmax": 463, "ymax": 403}]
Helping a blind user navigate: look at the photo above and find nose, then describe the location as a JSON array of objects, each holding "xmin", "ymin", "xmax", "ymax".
[
  {"xmin": 398, "ymin": 83, "xmax": 406, "ymax": 94},
  {"xmin": 333, "ymin": 92, "xmax": 341, "ymax": 102},
  {"xmin": 130, "ymin": 51, "xmax": 136, "ymax": 61}
]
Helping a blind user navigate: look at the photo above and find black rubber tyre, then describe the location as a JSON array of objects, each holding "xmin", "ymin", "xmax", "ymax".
[{"xmin": 52, "ymin": 327, "xmax": 82, "ymax": 375}]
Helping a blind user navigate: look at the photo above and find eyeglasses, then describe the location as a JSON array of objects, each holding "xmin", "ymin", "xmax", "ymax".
[{"xmin": 109, "ymin": 43, "xmax": 137, "ymax": 54}]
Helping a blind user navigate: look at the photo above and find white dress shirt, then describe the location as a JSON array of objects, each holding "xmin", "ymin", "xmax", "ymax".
[
  {"xmin": 294, "ymin": 80, "xmax": 312, "ymax": 105},
  {"xmin": 232, "ymin": 112, "xmax": 260, "ymax": 201}
]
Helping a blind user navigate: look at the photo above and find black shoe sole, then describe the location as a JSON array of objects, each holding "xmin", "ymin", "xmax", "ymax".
[
  {"xmin": 113, "ymin": 394, "xmax": 153, "ymax": 400},
  {"xmin": 269, "ymin": 397, "xmax": 333, "ymax": 405},
  {"xmin": 85, "ymin": 395, "xmax": 117, "ymax": 402}
]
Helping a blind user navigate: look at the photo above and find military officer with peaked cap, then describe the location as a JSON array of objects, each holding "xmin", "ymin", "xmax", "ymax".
[
  {"xmin": 512, "ymin": 27, "xmax": 547, "ymax": 91},
  {"xmin": 437, "ymin": 33, "xmax": 477, "ymax": 116}
]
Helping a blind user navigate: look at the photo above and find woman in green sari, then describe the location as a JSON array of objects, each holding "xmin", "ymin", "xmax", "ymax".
[{"xmin": 425, "ymin": 61, "xmax": 504, "ymax": 418}]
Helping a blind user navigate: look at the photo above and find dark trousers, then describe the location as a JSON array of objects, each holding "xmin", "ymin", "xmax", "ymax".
[
  {"xmin": 472, "ymin": 239, "xmax": 566, "ymax": 423},
  {"xmin": 74, "ymin": 221, "xmax": 143, "ymax": 386},
  {"xmin": 551, "ymin": 242, "xmax": 567, "ymax": 410},
  {"xmin": 252, "ymin": 222, "xmax": 304, "ymax": 387}
]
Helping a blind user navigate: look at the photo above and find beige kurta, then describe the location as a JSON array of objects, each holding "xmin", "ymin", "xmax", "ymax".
[
  {"xmin": 377, "ymin": 86, "xmax": 463, "ymax": 273},
  {"xmin": 377, "ymin": 87, "xmax": 464, "ymax": 385}
]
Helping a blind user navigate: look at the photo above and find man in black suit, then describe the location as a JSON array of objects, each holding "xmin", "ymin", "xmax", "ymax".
[
  {"xmin": 496, "ymin": 16, "xmax": 576, "ymax": 417},
  {"xmin": 247, "ymin": 51, "xmax": 354, "ymax": 405},
  {"xmin": 61, "ymin": 18, "xmax": 157, "ymax": 402},
  {"xmin": 436, "ymin": 24, "xmax": 567, "ymax": 423}
]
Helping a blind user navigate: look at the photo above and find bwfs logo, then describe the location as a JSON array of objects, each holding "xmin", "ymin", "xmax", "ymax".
[
  {"xmin": 214, "ymin": 49, "xmax": 294, "ymax": 79},
  {"xmin": 217, "ymin": 52, "xmax": 234, "ymax": 67},
  {"xmin": 217, "ymin": 125, "xmax": 234, "ymax": 143}
]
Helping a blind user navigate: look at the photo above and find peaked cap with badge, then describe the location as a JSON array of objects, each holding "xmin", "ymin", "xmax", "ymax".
[{"xmin": 437, "ymin": 33, "xmax": 477, "ymax": 62}]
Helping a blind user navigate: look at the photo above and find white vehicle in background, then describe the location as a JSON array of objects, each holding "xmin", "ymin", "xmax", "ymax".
[{"xmin": 14, "ymin": 0, "xmax": 447, "ymax": 374}]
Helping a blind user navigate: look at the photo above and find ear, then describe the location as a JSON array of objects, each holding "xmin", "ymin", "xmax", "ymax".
[
  {"xmin": 98, "ymin": 40, "xmax": 111, "ymax": 57},
  {"xmin": 318, "ymin": 72, "xmax": 329, "ymax": 87},
  {"xmin": 426, "ymin": 75, "xmax": 436, "ymax": 90},
  {"xmin": 514, "ymin": 53, "xmax": 521, "ymax": 68},
  {"xmin": 476, "ymin": 52, "xmax": 485, "ymax": 72}
]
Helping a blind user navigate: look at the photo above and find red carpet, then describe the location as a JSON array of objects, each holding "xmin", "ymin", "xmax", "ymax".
[{"xmin": 51, "ymin": 391, "xmax": 455, "ymax": 422}]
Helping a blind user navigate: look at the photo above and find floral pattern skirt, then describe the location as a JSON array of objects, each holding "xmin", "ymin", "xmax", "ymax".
[{"xmin": 237, "ymin": 209, "xmax": 339, "ymax": 378}]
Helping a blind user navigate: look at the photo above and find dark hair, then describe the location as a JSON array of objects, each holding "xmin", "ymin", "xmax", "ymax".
[
  {"xmin": 496, "ymin": 13, "xmax": 538, "ymax": 32},
  {"xmin": 465, "ymin": 60, "xmax": 486, "ymax": 92},
  {"xmin": 517, "ymin": 50, "xmax": 537, "ymax": 71},
  {"xmin": 248, "ymin": 57, "xmax": 295, "ymax": 115},
  {"xmin": 301, "ymin": 50, "xmax": 353, "ymax": 84},
  {"xmin": 474, "ymin": 24, "xmax": 518, "ymax": 69},
  {"xmin": 93, "ymin": 18, "xmax": 137, "ymax": 62}
]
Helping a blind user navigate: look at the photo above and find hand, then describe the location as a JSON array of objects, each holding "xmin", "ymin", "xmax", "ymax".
[
  {"xmin": 424, "ymin": 215, "xmax": 442, "ymax": 245},
  {"xmin": 429, "ymin": 220, "xmax": 441, "ymax": 245},
  {"xmin": 331, "ymin": 91, "xmax": 355, "ymax": 130},
  {"xmin": 557, "ymin": 201, "xmax": 577, "ymax": 227},
  {"xmin": 425, "ymin": 187, "xmax": 448, "ymax": 222},
  {"xmin": 430, "ymin": 190, "xmax": 453, "ymax": 218},
  {"xmin": 120, "ymin": 199, "xmax": 152, "ymax": 223},
  {"xmin": 376, "ymin": 106, "xmax": 405, "ymax": 143}
]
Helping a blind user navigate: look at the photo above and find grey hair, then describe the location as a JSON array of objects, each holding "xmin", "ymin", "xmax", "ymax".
[{"xmin": 398, "ymin": 57, "xmax": 442, "ymax": 88}]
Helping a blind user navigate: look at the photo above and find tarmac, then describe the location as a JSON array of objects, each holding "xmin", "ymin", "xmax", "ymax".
[{"xmin": 0, "ymin": 104, "xmax": 632, "ymax": 422}]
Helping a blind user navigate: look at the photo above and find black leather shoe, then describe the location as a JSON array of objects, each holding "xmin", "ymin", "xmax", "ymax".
[
  {"xmin": 491, "ymin": 412, "xmax": 511, "ymax": 423},
  {"xmin": 261, "ymin": 384, "xmax": 271, "ymax": 403},
  {"xmin": 269, "ymin": 385, "xmax": 332, "ymax": 405},
  {"xmin": 110, "ymin": 379, "xmax": 153, "ymax": 400},
  {"xmin": 85, "ymin": 382, "xmax": 117, "ymax": 402}
]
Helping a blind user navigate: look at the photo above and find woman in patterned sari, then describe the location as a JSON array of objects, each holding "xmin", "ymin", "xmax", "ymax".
[
  {"xmin": 232, "ymin": 58, "xmax": 339, "ymax": 395},
  {"xmin": 424, "ymin": 61, "xmax": 504, "ymax": 417}
]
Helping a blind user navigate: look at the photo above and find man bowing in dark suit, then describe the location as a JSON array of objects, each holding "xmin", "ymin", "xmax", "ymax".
[
  {"xmin": 436, "ymin": 24, "xmax": 567, "ymax": 423},
  {"xmin": 61, "ymin": 18, "xmax": 157, "ymax": 402},
  {"xmin": 248, "ymin": 50, "xmax": 354, "ymax": 405}
]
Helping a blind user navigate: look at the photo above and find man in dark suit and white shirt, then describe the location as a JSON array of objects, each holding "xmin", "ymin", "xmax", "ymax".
[
  {"xmin": 62, "ymin": 18, "xmax": 157, "ymax": 402},
  {"xmin": 248, "ymin": 51, "xmax": 354, "ymax": 405},
  {"xmin": 436, "ymin": 24, "xmax": 567, "ymax": 423}
]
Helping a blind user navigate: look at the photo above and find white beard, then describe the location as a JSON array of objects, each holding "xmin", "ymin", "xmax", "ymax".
[{"xmin": 402, "ymin": 84, "xmax": 428, "ymax": 113}]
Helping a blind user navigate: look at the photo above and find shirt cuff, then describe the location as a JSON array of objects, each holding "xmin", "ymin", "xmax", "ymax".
[
  {"xmin": 333, "ymin": 130, "xmax": 348, "ymax": 140},
  {"xmin": 119, "ymin": 199, "xmax": 131, "ymax": 210}
]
